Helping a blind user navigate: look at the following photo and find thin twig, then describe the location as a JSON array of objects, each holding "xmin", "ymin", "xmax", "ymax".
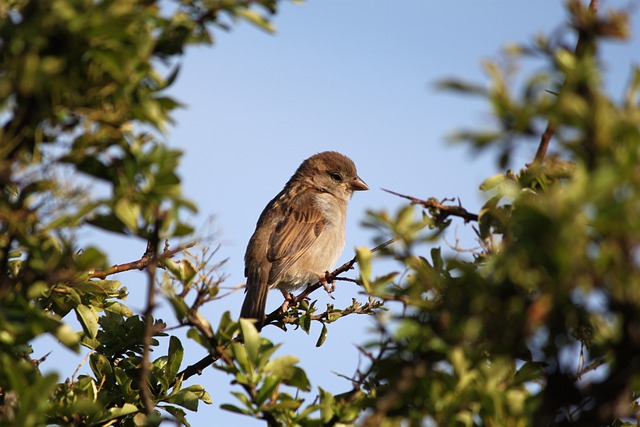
[
  {"xmin": 382, "ymin": 188, "xmax": 478, "ymax": 223},
  {"xmin": 177, "ymin": 341, "xmax": 235, "ymax": 382},
  {"xmin": 89, "ymin": 241, "xmax": 196, "ymax": 279},
  {"xmin": 71, "ymin": 351, "xmax": 93, "ymax": 383}
]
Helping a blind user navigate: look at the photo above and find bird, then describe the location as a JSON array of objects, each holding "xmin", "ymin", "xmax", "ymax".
[{"xmin": 240, "ymin": 151, "xmax": 368, "ymax": 329}]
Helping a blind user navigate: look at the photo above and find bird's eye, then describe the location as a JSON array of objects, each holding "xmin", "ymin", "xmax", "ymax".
[{"xmin": 329, "ymin": 172, "xmax": 342, "ymax": 182}]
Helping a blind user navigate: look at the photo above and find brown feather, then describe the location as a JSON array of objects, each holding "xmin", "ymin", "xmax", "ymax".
[{"xmin": 267, "ymin": 192, "xmax": 327, "ymax": 285}]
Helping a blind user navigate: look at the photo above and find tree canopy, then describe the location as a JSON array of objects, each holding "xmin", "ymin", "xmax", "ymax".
[{"xmin": 2, "ymin": 0, "xmax": 640, "ymax": 426}]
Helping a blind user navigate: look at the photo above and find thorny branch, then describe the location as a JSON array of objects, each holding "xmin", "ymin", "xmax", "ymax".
[{"xmin": 382, "ymin": 188, "xmax": 479, "ymax": 223}]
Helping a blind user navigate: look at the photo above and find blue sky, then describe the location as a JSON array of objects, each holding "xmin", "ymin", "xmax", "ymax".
[{"xmin": 36, "ymin": 1, "xmax": 640, "ymax": 425}]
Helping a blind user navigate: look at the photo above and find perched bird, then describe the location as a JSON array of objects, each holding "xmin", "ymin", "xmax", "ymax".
[{"xmin": 241, "ymin": 151, "xmax": 368, "ymax": 329}]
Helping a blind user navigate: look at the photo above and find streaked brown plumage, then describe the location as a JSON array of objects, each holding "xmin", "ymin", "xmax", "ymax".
[{"xmin": 241, "ymin": 151, "xmax": 368, "ymax": 329}]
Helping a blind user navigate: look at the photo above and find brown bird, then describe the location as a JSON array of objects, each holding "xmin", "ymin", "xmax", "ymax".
[{"xmin": 241, "ymin": 151, "xmax": 368, "ymax": 329}]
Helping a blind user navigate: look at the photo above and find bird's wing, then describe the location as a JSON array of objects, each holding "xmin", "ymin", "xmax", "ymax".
[{"xmin": 266, "ymin": 192, "xmax": 327, "ymax": 286}]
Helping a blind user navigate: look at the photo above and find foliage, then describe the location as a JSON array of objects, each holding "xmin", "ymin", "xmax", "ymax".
[
  {"xmin": 0, "ymin": 0, "xmax": 278, "ymax": 425},
  {"xmin": 2, "ymin": 0, "xmax": 640, "ymax": 426}
]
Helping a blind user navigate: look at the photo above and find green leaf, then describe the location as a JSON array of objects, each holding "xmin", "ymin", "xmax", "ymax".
[
  {"xmin": 160, "ymin": 405, "xmax": 190, "ymax": 427},
  {"xmin": 75, "ymin": 304, "xmax": 99, "ymax": 339},
  {"xmin": 430, "ymin": 247, "xmax": 443, "ymax": 272},
  {"xmin": 316, "ymin": 323, "xmax": 328, "ymax": 347},
  {"xmin": 186, "ymin": 328, "xmax": 210, "ymax": 348},
  {"xmin": 435, "ymin": 78, "xmax": 487, "ymax": 95},
  {"xmin": 230, "ymin": 342, "xmax": 250, "ymax": 375},
  {"xmin": 220, "ymin": 403, "xmax": 251, "ymax": 415},
  {"xmin": 104, "ymin": 301, "xmax": 134, "ymax": 317},
  {"xmin": 90, "ymin": 353, "xmax": 112, "ymax": 379},
  {"xmin": 166, "ymin": 335, "xmax": 184, "ymax": 380},
  {"xmin": 319, "ymin": 388, "xmax": 336, "ymax": 422},
  {"xmin": 235, "ymin": 8, "xmax": 276, "ymax": 33},
  {"xmin": 239, "ymin": 318, "xmax": 260, "ymax": 367},
  {"xmin": 94, "ymin": 403, "xmax": 139, "ymax": 423},
  {"xmin": 87, "ymin": 214, "xmax": 127, "ymax": 234},
  {"xmin": 480, "ymin": 173, "xmax": 508, "ymax": 191},
  {"xmin": 286, "ymin": 366, "xmax": 311, "ymax": 391},
  {"xmin": 255, "ymin": 375, "xmax": 281, "ymax": 406},
  {"xmin": 164, "ymin": 389, "xmax": 199, "ymax": 411},
  {"xmin": 76, "ymin": 246, "xmax": 108, "ymax": 271},
  {"xmin": 514, "ymin": 361, "xmax": 544, "ymax": 384},
  {"xmin": 114, "ymin": 198, "xmax": 140, "ymax": 231},
  {"xmin": 178, "ymin": 259, "xmax": 197, "ymax": 285},
  {"xmin": 55, "ymin": 323, "xmax": 81, "ymax": 349},
  {"xmin": 356, "ymin": 246, "xmax": 372, "ymax": 293},
  {"xmin": 167, "ymin": 295, "xmax": 189, "ymax": 321},
  {"xmin": 265, "ymin": 356, "xmax": 311, "ymax": 391}
]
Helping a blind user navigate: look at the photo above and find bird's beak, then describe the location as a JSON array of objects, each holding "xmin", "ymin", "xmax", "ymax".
[{"xmin": 350, "ymin": 176, "xmax": 369, "ymax": 191}]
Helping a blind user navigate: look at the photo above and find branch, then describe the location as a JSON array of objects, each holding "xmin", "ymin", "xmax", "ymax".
[
  {"xmin": 139, "ymin": 215, "xmax": 163, "ymax": 415},
  {"xmin": 532, "ymin": 122, "xmax": 556, "ymax": 166},
  {"xmin": 530, "ymin": 0, "xmax": 599, "ymax": 166},
  {"xmin": 262, "ymin": 236, "xmax": 399, "ymax": 328},
  {"xmin": 382, "ymin": 188, "xmax": 478, "ymax": 223},
  {"xmin": 177, "ymin": 238, "xmax": 398, "ymax": 382},
  {"xmin": 89, "ymin": 241, "xmax": 196, "ymax": 279},
  {"xmin": 177, "ymin": 334, "xmax": 236, "ymax": 383}
]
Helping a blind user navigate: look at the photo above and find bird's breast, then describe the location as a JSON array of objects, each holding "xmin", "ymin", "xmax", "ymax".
[{"xmin": 274, "ymin": 196, "xmax": 347, "ymax": 292}]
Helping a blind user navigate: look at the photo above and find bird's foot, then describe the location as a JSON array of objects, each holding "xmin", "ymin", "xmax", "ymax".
[
  {"xmin": 280, "ymin": 292, "xmax": 295, "ymax": 312},
  {"xmin": 319, "ymin": 271, "xmax": 336, "ymax": 299}
]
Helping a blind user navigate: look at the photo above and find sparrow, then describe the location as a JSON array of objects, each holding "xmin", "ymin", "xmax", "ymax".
[{"xmin": 240, "ymin": 151, "xmax": 368, "ymax": 329}]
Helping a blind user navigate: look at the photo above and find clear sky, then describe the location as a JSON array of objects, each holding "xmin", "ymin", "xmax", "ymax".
[{"xmin": 37, "ymin": 1, "xmax": 640, "ymax": 426}]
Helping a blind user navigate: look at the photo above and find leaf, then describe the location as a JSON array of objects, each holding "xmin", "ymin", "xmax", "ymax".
[
  {"xmin": 239, "ymin": 318, "xmax": 260, "ymax": 367},
  {"xmin": 87, "ymin": 214, "xmax": 127, "ymax": 234},
  {"xmin": 104, "ymin": 301, "xmax": 134, "ymax": 317},
  {"xmin": 166, "ymin": 335, "xmax": 184, "ymax": 380},
  {"xmin": 90, "ymin": 353, "xmax": 112, "ymax": 380},
  {"xmin": 167, "ymin": 295, "xmax": 189, "ymax": 320},
  {"xmin": 514, "ymin": 361, "xmax": 544, "ymax": 384},
  {"xmin": 179, "ymin": 259, "xmax": 197, "ymax": 285},
  {"xmin": 186, "ymin": 328, "xmax": 209, "ymax": 348},
  {"xmin": 95, "ymin": 403, "xmax": 139, "ymax": 422},
  {"xmin": 265, "ymin": 356, "xmax": 311, "ymax": 391},
  {"xmin": 316, "ymin": 323, "xmax": 328, "ymax": 347},
  {"xmin": 76, "ymin": 246, "xmax": 108, "ymax": 270},
  {"xmin": 220, "ymin": 404, "xmax": 251, "ymax": 415},
  {"xmin": 55, "ymin": 323, "xmax": 80, "ymax": 349},
  {"xmin": 235, "ymin": 8, "xmax": 276, "ymax": 33},
  {"xmin": 430, "ymin": 247, "xmax": 443, "ymax": 272},
  {"xmin": 355, "ymin": 246, "xmax": 372, "ymax": 293},
  {"xmin": 301, "ymin": 312, "xmax": 311, "ymax": 333},
  {"xmin": 435, "ymin": 78, "xmax": 487, "ymax": 96},
  {"xmin": 318, "ymin": 388, "xmax": 336, "ymax": 422},
  {"xmin": 255, "ymin": 375, "xmax": 281, "ymax": 406},
  {"xmin": 160, "ymin": 405, "xmax": 190, "ymax": 427},
  {"xmin": 164, "ymin": 389, "xmax": 200, "ymax": 411},
  {"xmin": 75, "ymin": 304, "xmax": 99, "ymax": 339},
  {"xmin": 114, "ymin": 198, "xmax": 140, "ymax": 231},
  {"xmin": 230, "ymin": 342, "xmax": 250, "ymax": 375},
  {"xmin": 480, "ymin": 173, "xmax": 508, "ymax": 191},
  {"xmin": 265, "ymin": 356, "xmax": 298, "ymax": 376}
]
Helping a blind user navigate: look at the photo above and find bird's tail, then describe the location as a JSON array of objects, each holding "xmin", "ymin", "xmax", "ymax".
[{"xmin": 240, "ymin": 281, "xmax": 268, "ymax": 331}]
